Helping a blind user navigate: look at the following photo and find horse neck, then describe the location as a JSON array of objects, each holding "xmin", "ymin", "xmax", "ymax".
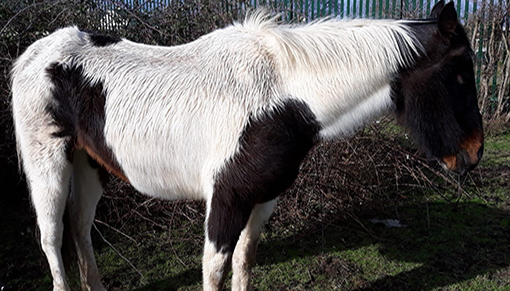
[
  {"xmin": 283, "ymin": 69, "xmax": 396, "ymax": 139},
  {"xmin": 265, "ymin": 19, "xmax": 421, "ymax": 138}
]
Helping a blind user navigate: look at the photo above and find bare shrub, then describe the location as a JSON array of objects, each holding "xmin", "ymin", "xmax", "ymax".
[
  {"xmin": 466, "ymin": 1, "xmax": 510, "ymax": 126},
  {"xmin": 270, "ymin": 118, "xmax": 473, "ymax": 240},
  {"xmin": 83, "ymin": 0, "xmax": 239, "ymax": 46}
]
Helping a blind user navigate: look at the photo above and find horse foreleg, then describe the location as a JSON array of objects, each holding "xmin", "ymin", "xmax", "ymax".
[
  {"xmin": 232, "ymin": 199, "xmax": 277, "ymax": 291},
  {"xmin": 202, "ymin": 189, "xmax": 255, "ymax": 291},
  {"xmin": 68, "ymin": 151, "xmax": 106, "ymax": 291}
]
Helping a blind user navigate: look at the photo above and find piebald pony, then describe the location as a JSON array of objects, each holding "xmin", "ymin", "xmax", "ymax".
[{"xmin": 11, "ymin": 1, "xmax": 483, "ymax": 290}]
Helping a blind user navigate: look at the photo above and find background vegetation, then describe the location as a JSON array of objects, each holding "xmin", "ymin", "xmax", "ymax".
[{"xmin": 0, "ymin": 0, "xmax": 508, "ymax": 290}]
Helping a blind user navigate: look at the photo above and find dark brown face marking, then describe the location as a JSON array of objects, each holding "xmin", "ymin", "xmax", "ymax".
[
  {"xmin": 46, "ymin": 62, "xmax": 129, "ymax": 183},
  {"xmin": 207, "ymin": 99, "xmax": 320, "ymax": 253},
  {"xmin": 441, "ymin": 155, "xmax": 458, "ymax": 171}
]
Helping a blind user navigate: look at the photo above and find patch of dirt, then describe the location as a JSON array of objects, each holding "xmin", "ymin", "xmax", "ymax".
[{"xmin": 314, "ymin": 253, "xmax": 362, "ymax": 280}]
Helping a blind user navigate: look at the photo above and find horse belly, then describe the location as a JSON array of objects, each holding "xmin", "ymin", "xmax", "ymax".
[
  {"xmin": 104, "ymin": 133, "xmax": 210, "ymax": 200},
  {"xmin": 103, "ymin": 104, "xmax": 248, "ymax": 201}
]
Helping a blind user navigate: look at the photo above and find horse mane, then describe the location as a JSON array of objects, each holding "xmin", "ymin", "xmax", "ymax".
[{"xmin": 237, "ymin": 11, "xmax": 423, "ymax": 74}]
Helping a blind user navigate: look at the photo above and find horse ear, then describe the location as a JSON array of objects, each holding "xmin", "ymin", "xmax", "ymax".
[
  {"xmin": 438, "ymin": 2, "xmax": 458, "ymax": 37},
  {"xmin": 430, "ymin": 0, "xmax": 445, "ymax": 18}
]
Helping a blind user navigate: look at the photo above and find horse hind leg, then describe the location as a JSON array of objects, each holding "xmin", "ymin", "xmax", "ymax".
[
  {"xmin": 68, "ymin": 150, "xmax": 106, "ymax": 291},
  {"xmin": 17, "ymin": 124, "xmax": 105, "ymax": 290},
  {"xmin": 17, "ymin": 131, "xmax": 73, "ymax": 291}
]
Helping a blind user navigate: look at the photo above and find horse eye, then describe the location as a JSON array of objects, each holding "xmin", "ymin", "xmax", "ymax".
[{"xmin": 457, "ymin": 74, "xmax": 464, "ymax": 84}]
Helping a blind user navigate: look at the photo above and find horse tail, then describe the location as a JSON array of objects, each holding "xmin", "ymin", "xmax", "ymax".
[{"xmin": 10, "ymin": 37, "xmax": 42, "ymax": 172}]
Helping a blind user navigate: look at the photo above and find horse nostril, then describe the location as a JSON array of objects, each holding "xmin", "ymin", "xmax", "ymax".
[
  {"xmin": 440, "ymin": 155, "xmax": 458, "ymax": 172},
  {"xmin": 477, "ymin": 144, "xmax": 484, "ymax": 161}
]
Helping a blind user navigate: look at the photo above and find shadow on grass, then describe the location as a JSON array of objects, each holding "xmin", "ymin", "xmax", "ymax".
[
  {"xmin": 254, "ymin": 200, "xmax": 510, "ymax": 290},
  {"xmin": 133, "ymin": 268, "xmax": 202, "ymax": 291},
  {"xmin": 130, "ymin": 200, "xmax": 509, "ymax": 290},
  {"xmin": 2, "ymin": 193, "xmax": 509, "ymax": 290}
]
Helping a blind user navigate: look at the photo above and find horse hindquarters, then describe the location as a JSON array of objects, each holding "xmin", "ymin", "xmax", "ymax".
[
  {"xmin": 11, "ymin": 56, "xmax": 73, "ymax": 291},
  {"xmin": 12, "ymin": 39, "xmax": 106, "ymax": 291}
]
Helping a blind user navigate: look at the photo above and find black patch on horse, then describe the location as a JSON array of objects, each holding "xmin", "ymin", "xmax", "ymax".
[
  {"xmin": 88, "ymin": 32, "xmax": 121, "ymax": 47},
  {"xmin": 45, "ymin": 62, "xmax": 127, "ymax": 182},
  {"xmin": 208, "ymin": 99, "xmax": 321, "ymax": 252}
]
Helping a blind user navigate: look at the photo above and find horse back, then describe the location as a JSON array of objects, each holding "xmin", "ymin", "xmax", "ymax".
[{"xmin": 12, "ymin": 25, "xmax": 286, "ymax": 200}]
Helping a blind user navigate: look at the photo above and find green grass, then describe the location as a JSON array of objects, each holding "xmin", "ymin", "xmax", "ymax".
[
  {"xmin": 249, "ymin": 200, "xmax": 510, "ymax": 290},
  {"xmin": 481, "ymin": 134, "xmax": 510, "ymax": 168}
]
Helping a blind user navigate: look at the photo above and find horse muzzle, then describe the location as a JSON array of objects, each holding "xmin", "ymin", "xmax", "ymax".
[{"xmin": 440, "ymin": 132, "xmax": 484, "ymax": 175}]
